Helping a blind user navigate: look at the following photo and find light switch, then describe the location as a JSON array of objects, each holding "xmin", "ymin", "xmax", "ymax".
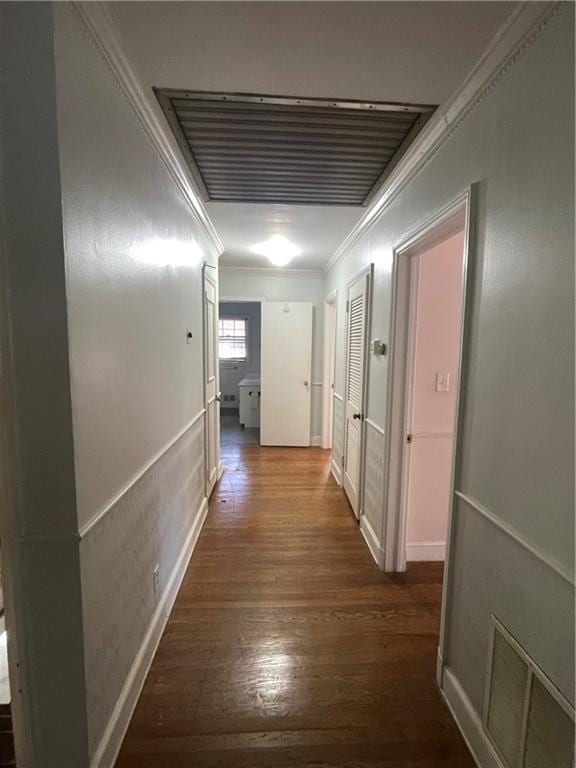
[{"xmin": 435, "ymin": 372, "xmax": 450, "ymax": 392}]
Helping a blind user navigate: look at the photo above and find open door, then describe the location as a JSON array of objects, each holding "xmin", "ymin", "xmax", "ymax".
[
  {"xmin": 203, "ymin": 266, "xmax": 220, "ymax": 495},
  {"xmin": 260, "ymin": 301, "xmax": 313, "ymax": 446},
  {"xmin": 343, "ymin": 268, "xmax": 371, "ymax": 518}
]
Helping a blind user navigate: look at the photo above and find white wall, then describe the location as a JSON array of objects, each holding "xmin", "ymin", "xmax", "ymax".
[
  {"xmin": 0, "ymin": 5, "xmax": 90, "ymax": 765},
  {"xmin": 1, "ymin": 3, "xmax": 220, "ymax": 766},
  {"xmin": 219, "ymin": 269, "xmax": 326, "ymax": 442},
  {"xmin": 219, "ymin": 302, "xmax": 261, "ymax": 408},
  {"xmin": 54, "ymin": 3, "xmax": 222, "ymax": 762},
  {"xmin": 326, "ymin": 0, "xmax": 574, "ymax": 751}
]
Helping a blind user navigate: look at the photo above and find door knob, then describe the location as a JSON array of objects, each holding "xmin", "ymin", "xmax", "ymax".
[
  {"xmin": 304, "ymin": 380, "xmax": 309, "ymax": 386},
  {"xmin": 353, "ymin": 412, "xmax": 362, "ymax": 420},
  {"xmin": 216, "ymin": 393, "xmax": 222, "ymax": 402}
]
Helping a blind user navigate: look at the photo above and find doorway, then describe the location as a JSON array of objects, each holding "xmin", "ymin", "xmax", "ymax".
[
  {"xmin": 218, "ymin": 301, "xmax": 262, "ymax": 447},
  {"xmin": 322, "ymin": 293, "xmax": 337, "ymax": 450},
  {"xmin": 385, "ymin": 192, "xmax": 471, "ymax": 573}
]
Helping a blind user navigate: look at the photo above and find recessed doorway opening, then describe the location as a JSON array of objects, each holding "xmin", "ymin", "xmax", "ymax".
[
  {"xmin": 385, "ymin": 191, "xmax": 472, "ymax": 573},
  {"xmin": 218, "ymin": 301, "xmax": 262, "ymax": 446}
]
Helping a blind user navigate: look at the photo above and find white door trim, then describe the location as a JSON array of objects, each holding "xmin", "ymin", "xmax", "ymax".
[
  {"xmin": 381, "ymin": 186, "xmax": 476, "ymax": 680},
  {"xmin": 202, "ymin": 265, "xmax": 220, "ymax": 496},
  {"xmin": 322, "ymin": 291, "xmax": 338, "ymax": 450},
  {"xmin": 219, "ymin": 296, "xmax": 265, "ymax": 303}
]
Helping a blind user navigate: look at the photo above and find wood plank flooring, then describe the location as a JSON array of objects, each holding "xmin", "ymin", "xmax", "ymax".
[{"xmin": 115, "ymin": 433, "xmax": 474, "ymax": 767}]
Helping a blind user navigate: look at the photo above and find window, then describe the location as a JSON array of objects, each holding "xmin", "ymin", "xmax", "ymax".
[{"xmin": 218, "ymin": 317, "xmax": 248, "ymax": 361}]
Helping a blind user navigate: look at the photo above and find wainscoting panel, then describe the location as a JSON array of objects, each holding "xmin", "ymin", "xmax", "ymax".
[
  {"xmin": 332, "ymin": 394, "xmax": 345, "ymax": 470},
  {"xmin": 445, "ymin": 492, "xmax": 575, "ymax": 718},
  {"xmin": 80, "ymin": 415, "xmax": 206, "ymax": 759},
  {"xmin": 362, "ymin": 419, "xmax": 386, "ymax": 539}
]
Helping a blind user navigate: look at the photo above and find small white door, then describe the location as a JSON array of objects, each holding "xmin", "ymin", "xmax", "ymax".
[
  {"xmin": 203, "ymin": 267, "xmax": 220, "ymax": 495},
  {"xmin": 260, "ymin": 301, "xmax": 312, "ymax": 446},
  {"xmin": 343, "ymin": 270, "xmax": 371, "ymax": 517}
]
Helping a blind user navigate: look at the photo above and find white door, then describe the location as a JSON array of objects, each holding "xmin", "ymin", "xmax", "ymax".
[
  {"xmin": 260, "ymin": 301, "xmax": 313, "ymax": 446},
  {"xmin": 203, "ymin": 267, "xmax": 220, "ymax": 495},
  {"xmin": 343, "ymin": 270, "xmax": 370, "ymax": 517}
]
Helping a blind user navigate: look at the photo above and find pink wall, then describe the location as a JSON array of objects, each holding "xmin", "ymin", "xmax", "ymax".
[{"xmin": 406, "ymin": 230, "xmax": 465, "ymax": 559}]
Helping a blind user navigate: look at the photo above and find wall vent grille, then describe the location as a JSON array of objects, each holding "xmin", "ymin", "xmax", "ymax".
[
  {"xmin": 484, "ymin": 618, "xmax": 575, "ymax": 768},
  {"xmin": 155, "ymin": 90, "xmax": 435, "ymax": 206}
]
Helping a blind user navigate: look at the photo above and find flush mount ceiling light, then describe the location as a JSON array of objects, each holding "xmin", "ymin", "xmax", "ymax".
[
  {"xmin": 251, "ymin": 235, "xmax": 302, "ymax": 266},
  {"xmin": 155, "ymin": 90, "xmax": 436, "ymax": 206}
]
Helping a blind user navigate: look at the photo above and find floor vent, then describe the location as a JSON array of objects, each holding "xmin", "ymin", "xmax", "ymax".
[
  {"xmin": 484, "ymin": 618, "xmax": 575, "ymax": 768},
  {"xmin": 155, "ymin": 90, "xmax": 435, "ymax": 206}
]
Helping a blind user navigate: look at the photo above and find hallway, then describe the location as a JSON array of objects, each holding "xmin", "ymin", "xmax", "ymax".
[{"xmin": 115, "ymin": 441, "xmax": 474, "ymax": 767}]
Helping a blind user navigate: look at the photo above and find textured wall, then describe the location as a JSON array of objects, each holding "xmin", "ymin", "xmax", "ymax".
[
  {"xmin": 326, "ymin": 0, "xmax": 575, "ymax": 725},
  {"xmin": 80, "ymin": 417, "xmax": 205, "ymax": 755},
  {"xmin": 52, "ymin": 3, "xmax": 219, "ymax": 762},
  {"xmin": 55, "ymin": 4, "xmax": 217, "ymax": 531}
]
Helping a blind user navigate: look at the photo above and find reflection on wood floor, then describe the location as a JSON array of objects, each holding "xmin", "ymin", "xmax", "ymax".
[{"xmin": 115, "ymin": 440, "xmax": 474, "ymax": 767}]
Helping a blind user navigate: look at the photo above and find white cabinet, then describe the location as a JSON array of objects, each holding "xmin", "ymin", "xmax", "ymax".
[{"xmin": 238, "ymin": 376, "xmax": 260, "ymax": 428}]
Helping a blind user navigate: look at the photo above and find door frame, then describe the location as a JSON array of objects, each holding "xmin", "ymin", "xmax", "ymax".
[
  {"xmin": 342, "ymin": 263, "xmax": 373, "ymax": 519},
  {"xmin": 202, "ymin": 264, "xmax": 221, "ymax": 495},
  {"xmin": 321, "ymin": 291, "xmax": 338, "ymax": 450},
  {"xmin": 381, "ymin": 186, "xmax": 476, "ymax": 679}
]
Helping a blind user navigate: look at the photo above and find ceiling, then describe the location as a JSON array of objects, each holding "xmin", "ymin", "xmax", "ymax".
[
  {"xmin": 107, "ymin": 1, "xmax": 517, "ymax": 270},
  {"xmin": 206, "ymin": 203, "xmax": 363, "ymax": 270}
]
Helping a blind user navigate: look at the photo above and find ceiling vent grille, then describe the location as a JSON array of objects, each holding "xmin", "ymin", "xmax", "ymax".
[{"xmin": 155, "ymin": 90, "xmax": 435, "ymax": 206}]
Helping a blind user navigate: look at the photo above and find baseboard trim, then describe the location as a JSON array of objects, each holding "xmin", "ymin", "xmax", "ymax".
[
  {"xmin": 406, "ymin": 541, "xmax": 446, "ymax": 561},
  {"xmin": 90, "ymin": 496, "xmax": 209, "ymax": 768},
  {"xmin": 311, "ymin": 435, "xmax": 322, "ymax": 447},
  {"xmin": 360, "ymin": 515, "xmax": 385, "ymax": 569},
  {"xmin": 330, "ymin": 458, "xmax": 342, "ymax": 486},
  {"xmin": 441, "ymin": 666, "xmax": 505, "ymax": 768},
  {"xmin": 436, "ymin": 649, "xmax": 444, "ymax": 688}
]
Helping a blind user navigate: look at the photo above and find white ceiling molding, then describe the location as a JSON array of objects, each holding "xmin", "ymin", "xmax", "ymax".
[
  {"xmin": 71, "ymin": 2, "xmax": 224, "ymax": 258},
  {"xmin": 323, "ymin": 1, "xmax": 562, "ymax": 275},
  {"xmin": 219, "ymin": 266, "xmax": 324, "ymax": 280}
]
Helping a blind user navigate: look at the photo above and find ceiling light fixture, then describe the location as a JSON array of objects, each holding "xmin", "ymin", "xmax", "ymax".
[{"xmin": 251, "ymin": 235, "xmax": 302, "ymax": 267}]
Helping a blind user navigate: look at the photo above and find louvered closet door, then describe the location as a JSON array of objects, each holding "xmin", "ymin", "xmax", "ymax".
[{"xmin": 343, "ymin": 272, "xmax": 370, "ymax": 517}]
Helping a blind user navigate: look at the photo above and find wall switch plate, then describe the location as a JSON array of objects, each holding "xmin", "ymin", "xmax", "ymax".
[
  {"xmin": 153, "ymin": 564, "xmax": 160, "ymax": 595},
  {"xmin": 435, "ymin": 372, "xmax": 450, "ymax": 392}
]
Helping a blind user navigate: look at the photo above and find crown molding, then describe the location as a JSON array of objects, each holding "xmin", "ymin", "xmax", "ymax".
[
  {"xmin": 324, "ymin": 1, "xmax": 562, "ymax": 275},
  {"xmin": 219, "ymin": 266, "xmax": 324, "ymax": 280},
  {"xmin": 70, "ymin": 2, "xmax": 224, "ymax": 258}
]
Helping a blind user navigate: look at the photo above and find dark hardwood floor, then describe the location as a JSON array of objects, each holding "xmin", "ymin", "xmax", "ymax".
[{"xmin": 115, "ymin": 431, "xmax": 474, "ymax": 767}]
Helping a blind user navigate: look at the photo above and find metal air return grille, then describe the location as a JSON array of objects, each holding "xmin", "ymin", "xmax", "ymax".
[
  {"xmin": 484, "ymin": 618, "xmax": 575, "ymax": 768},
  {"xmin": 155, "ymin": 91, "xmax": 436, "ymax": 206}
]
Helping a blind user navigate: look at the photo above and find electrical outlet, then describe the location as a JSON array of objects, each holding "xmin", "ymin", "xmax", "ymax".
[{"xmin": 153, "ymin": 564, "xmax": 160, "ymax": 595}]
